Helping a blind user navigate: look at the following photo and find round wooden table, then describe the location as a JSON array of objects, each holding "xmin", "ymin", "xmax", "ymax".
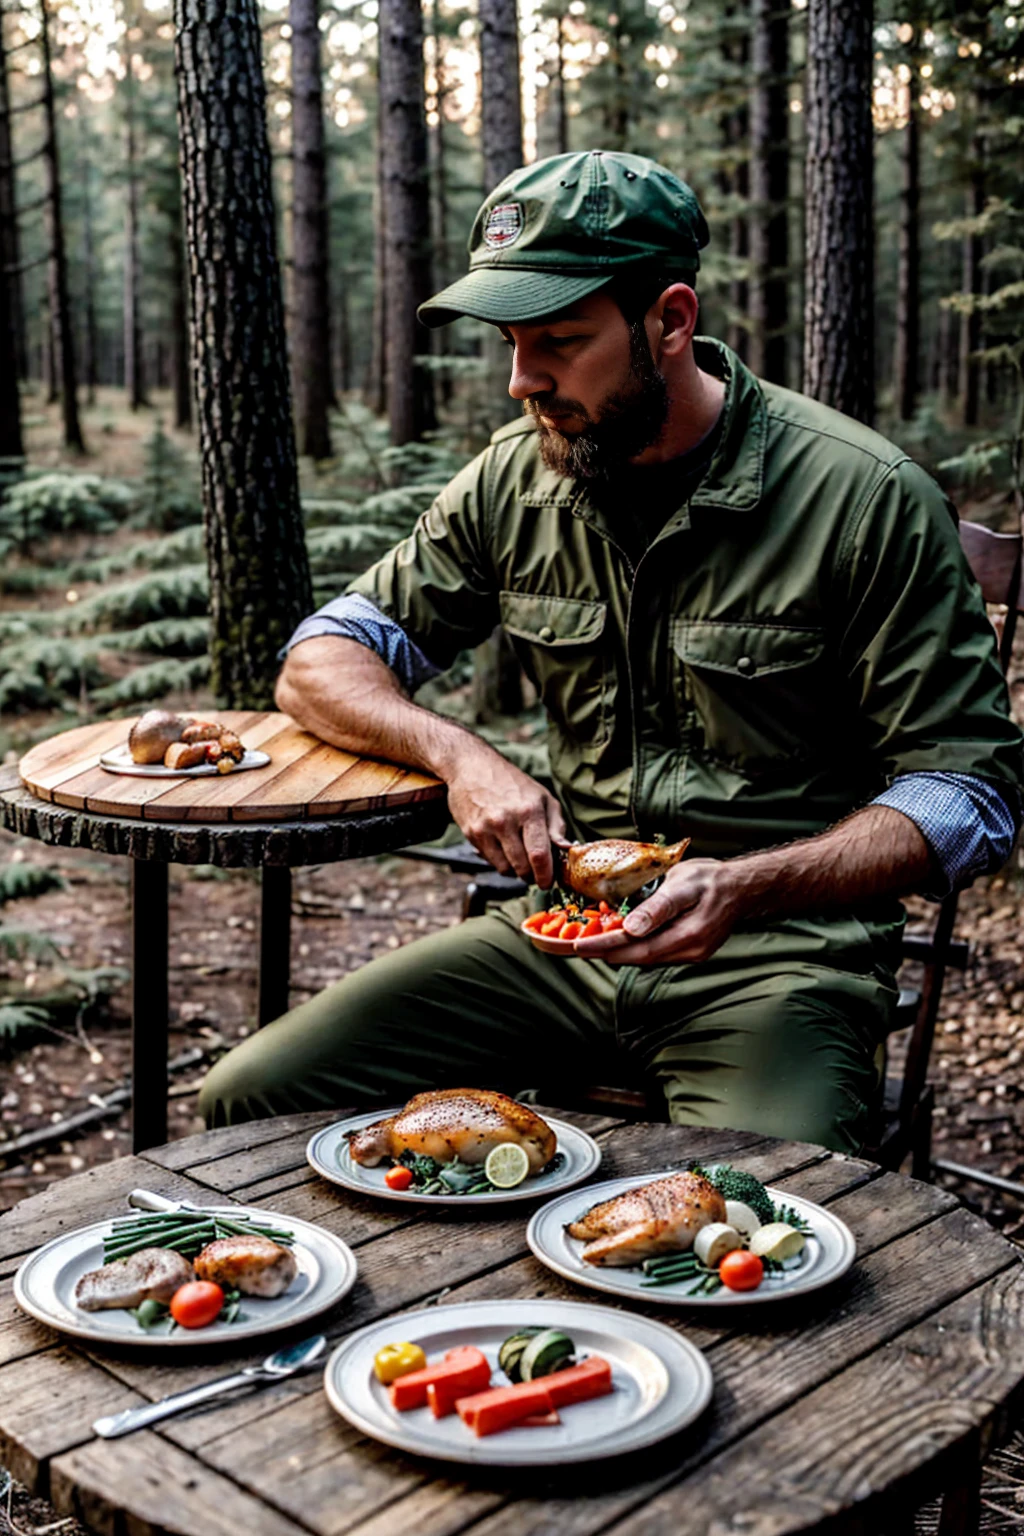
[
  {"xmin": 0, "ymin": 713, "xmax": 450, "ymax": 1149},
  {"xmin": 1, "ymin": 1116, "xmax": 1022, "ymax": 1536}
]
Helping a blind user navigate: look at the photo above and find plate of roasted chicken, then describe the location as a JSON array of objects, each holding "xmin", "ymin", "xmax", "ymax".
[
  {"xmin": 307, "ymin": 1088, "xmax": 602, "ymax": 1206},
  {"xmin": 99, "ymin": 709, "xmax": 271, "ymax": 777},
  {"xmin": 13, "ymin": 1189, "xmax": 357, "ymax": 1346},
  {"xmin": 527, "ymin": 1164, "xmax": 856, "ymax": 1306}
]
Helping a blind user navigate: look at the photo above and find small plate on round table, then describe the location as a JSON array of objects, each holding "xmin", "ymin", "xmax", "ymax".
[
  {"xmin": 323, "ymin": 1297, "xmax": 712, "ymax": 1465},
  {"xmin": 307, "ymin": 1109, "xmax": 602, "ymax": 1207},
  {"xmin": 14, "ymin": 1202, "xmax": 357, "ymax": 1347},
  {"xmin": 527, "ymin": 1172, "xmax": 856, "ymax": 1307},
  {"xmin": 99, "ymin": 743, "xmax": 271, "ymax": 777}
]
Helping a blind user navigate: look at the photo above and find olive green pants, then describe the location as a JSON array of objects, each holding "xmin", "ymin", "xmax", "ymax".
[{"xmin": 199, "ymin": 897, "xmax": 899, "ymax": 1154}]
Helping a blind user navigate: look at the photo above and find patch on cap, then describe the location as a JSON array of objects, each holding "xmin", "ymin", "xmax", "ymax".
[{"xmin": 483, "ymin": 202, "xmax": 524, "ymax": 249}]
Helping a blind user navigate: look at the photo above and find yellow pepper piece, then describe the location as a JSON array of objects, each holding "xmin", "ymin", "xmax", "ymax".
[{"xmin": 373, "ymin": 1341, "xmax": 427, "ymax": 1385}]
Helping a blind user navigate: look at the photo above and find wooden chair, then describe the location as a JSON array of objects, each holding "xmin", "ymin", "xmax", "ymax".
[{"xmin": 865, "ymin": 517, "xmax": 1023, "ymax": 1175}]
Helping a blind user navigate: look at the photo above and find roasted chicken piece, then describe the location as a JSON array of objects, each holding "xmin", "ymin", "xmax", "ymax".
[
  {"xmin": 561, "ymin": 839, "xmax": 690, "ymax": 904},
  {"xmin": 567, "ymin": 1170, "xmax": 725, "ymax": 1266},
  {"xmin": 347, "ymin": 1088, "xmax": 557, "ymax": 1174},
  {"xmin": 74, "ymin": 1247, "xmax": 195, "ymax": 1311},
  {"xmin": 194, "ymin": 1235, "xmax": 298, "ymax": 1298}
]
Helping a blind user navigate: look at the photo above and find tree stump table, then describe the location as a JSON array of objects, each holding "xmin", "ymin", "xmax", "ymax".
[
  {"xmin": 0, "ymin": 713, "xmax": 450, "ymax": 1150},
  {"xmin": 1, "ymin": 1116, "xmax": 1023, "ymax": 1536}
]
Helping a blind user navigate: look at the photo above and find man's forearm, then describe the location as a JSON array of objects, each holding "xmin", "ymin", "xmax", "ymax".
[
  {"xmin": 728, "ymin": 804, "xmax": 937, "ymax": 922},
  {"xmin": 275, "ymin": 635, "xmax": 478, "ymax": 780}
]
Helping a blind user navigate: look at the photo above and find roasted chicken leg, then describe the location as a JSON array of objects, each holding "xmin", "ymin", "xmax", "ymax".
[
  {"xmin": 562, "ymin": 839, "xmax": 690, "ymax": 904},
  {"xmin": 567, "ymin": 1170, "xmax": 725, "ymax": 1266},
  {"xmin": 347, "ymin": 1088, "xmax": 557, "ymax": 1174}
]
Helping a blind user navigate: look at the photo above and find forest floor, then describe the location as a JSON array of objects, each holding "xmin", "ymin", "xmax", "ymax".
[{"xmin": 2, "ymin": 393, "xmax": 1024, "ymax": 1532}]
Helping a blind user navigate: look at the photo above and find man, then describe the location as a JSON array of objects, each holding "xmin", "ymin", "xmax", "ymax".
[{"xmin": 199, "ymin": 150, "xmax": 1023, "ymax": 1152}]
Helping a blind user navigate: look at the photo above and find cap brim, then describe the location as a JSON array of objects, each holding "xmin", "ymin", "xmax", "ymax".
[{"xmin": 417, "ymin": 268, "xmax": 614, "ymax": 329}]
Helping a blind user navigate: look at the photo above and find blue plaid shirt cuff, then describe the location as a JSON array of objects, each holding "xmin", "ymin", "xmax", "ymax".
[
  {"xmin": 283, "ymin": 593, "xmax": 441, "ymax": 695},
  {"xmin": 873, "ymin": 772, "xmax": 1020, "ymax": 897}
]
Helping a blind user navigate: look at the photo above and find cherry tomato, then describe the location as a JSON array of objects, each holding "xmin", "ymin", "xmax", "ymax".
[
  {"xmin": 580, "ymin": 917, "xmax": 604, "ymax": 938},
  {"xmin": 581, "ymin": 909, "xmax": 601, "ymax": 920},
  {"xmin": 169, "ymin": 1281, "xmax": 225, "ymax": 1328},
  {"xmin": 385, "ymin": 1165, "xmax": 414, "ymax": 1191},
  {"xmin": 718, "ymin": 1250, "xmax": 764, "ymax": 1292},
  {"xmin": 559, "ymin": 921, "xmax": 583, "ymax": 940},
  {"xmin": 523, "ymin": 911, "xmax": 550, "ymax": 932},
  {"xmin": 599, "ymin": 901, "xmax": 611, "ymax": 915},
  {"xmin": 601, "ymin": 914, "xmax": 625, "ymax": 932},
  {"xmin": 541, "ymin": 915, "xmax": 566, "ymax": 936}
]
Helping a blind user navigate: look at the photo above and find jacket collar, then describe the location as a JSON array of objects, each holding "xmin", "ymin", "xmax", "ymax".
[{"xmin": 559, "ymin": 338, "xmax": 767, "ymax": 537}]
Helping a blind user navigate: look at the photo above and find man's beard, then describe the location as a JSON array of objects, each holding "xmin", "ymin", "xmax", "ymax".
[{"xmin": 525, "ymin": 322, "xmax": 670, "ymax": 485}]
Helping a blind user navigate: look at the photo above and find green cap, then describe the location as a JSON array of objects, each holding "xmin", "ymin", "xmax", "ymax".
[{"xmin": 418, "ymin": 149, "xmax": 708, "ymax": 329}]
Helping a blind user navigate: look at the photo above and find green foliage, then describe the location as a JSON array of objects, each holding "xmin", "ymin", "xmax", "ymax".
[
  {"xmin": 67, "ymin": 525, "xmax": 206, "ymax": 583},
  {"xmin": 0, "ymin": 864, "xmax": 65, "ymax": 905},
  {"xmin": 0, "ymin": 472, "xmax": 136, "ymax": 558},
  {"xmin": 128, "ymin": 421, "xmax": 203, "ymax": 531},
  {"xmin": 100, "ymin": 616, "xmax": 210, "ymax": 657},
  {"xmin": 0, "ymin": 636, "xmax": 111, "ymax": 713},
  {"xmin": 65, "ymin": 565, "xmax": 209, "ymax": 631},
  {"xmin": 89, "ymin": 655, "xmax": 211, "ymax": 708},
  {"xmin": 0, "ymin": 1001, "xmax": 54, "ymax": 1048}
]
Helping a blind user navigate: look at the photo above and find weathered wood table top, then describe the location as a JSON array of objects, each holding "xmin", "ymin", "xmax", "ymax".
[{"xmin": 2, "ymin": 1114, "xmax": 1023, "ymax": 1536}]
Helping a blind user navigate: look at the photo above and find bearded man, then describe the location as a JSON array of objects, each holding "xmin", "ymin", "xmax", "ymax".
[{"xmin": 199, "ymin": 151, "xmax": 1023, "ymax": 1153}]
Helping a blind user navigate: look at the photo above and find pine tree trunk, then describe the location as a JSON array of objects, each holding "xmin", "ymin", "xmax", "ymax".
[
  {"xmin": 479, "ymin": 0, "xmax": 523, "ymax": 433},
  {"xmin": 959, "ymin": 139, "xmax": 984, "ymax": 429},
  {"xmin": 81, "ymin": 123, "xmax": 99, "ymax": 406},
  {"xmin": 174, "ymin": 0, "xmax": 313, "ymax": 707},
  {"xmin": 748, "ymin": 0, "xmax": 788, "ymax": 385},
  {"xmin": 0, "ymin": 24, "xmax": 27, "ymax": 390},
  {"xmin": 169, "ymin": 212, "xmax": 191, "ymax": 429},
  {"xmin": 334, "ymin": 265, "xmax": 351, "ymax": 393},
  {"xmin": 802, "ymin": 0, "xmax": 874, "ymax": 425},
  {"xmin": 364, "ymin": 89, "xmax": 387, "ymax": 416},
  {"xmin": 123, "ymin": 47, "xmax": 147, "ymax": 411},
  {"xmin": 379, "ymin": 0, "xmax": 435, "ymax": 445},
  {"xmin": 39, "ymin": 0, "xmax": 84, "ymax": 450},
  {"xmin": 555, "ymin": 11, "xmax": 568, "ymax": 155},
  {"xmin": 290, "ymin": 0, "xmax": 333, "ymax": 459},
  {"xmin": 894, "ymin": 92, "xmax": 920, "ymax": 422},
  {"xmin": 728, "ymin": 33, "xmax": 749, "ymax": 364},
  {"xmin": 427, "ymin": 0, "xmax": 452, "ymax": 408}
]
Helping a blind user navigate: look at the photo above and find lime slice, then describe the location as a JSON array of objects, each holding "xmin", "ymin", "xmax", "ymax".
[{"xmin": 484, "ymin": 1143, "xmax": 531, "ymax": 1189}]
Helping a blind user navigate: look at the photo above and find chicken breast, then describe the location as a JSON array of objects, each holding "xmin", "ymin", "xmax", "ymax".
[
  {"xmin": 567, "ymin": 1170, "xmax": 725, "ymax": 1266},
  {"xmin": 194, "ymin": 1235, "xmax": 298, "ymax": 1298},
  {"xmin": 347, "ymin": 1088, "xmax": 557, "ymax": 1174},
  {"xmin": 74, "ymin": 1247, "xmax": 195, "ymax": 1312},
  {"xmin": 562, "ymin": 840, "xmax": 691, "ymax": 904}
]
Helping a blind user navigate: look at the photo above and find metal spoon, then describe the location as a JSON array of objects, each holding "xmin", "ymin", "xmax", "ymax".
[{"xmin": 92, "ymin": 1333, "xmax": 327, "ymax": 1439}]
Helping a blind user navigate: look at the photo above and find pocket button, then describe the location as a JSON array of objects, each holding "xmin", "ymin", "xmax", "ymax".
[
  {"xmin": 736, "ymin": 654, "xmax": 756, "ymax": 675},
  {"xmin": 538, "ymin": 625, "xmax": 556, "ymax": 643}
]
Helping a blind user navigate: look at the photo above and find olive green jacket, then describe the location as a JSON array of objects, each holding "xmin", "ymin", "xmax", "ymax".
[{"xmin": 350, "ymin": 340, "xmax": 1023, "ymax": 857}]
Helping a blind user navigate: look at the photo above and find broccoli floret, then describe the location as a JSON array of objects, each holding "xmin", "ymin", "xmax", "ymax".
[{"xmin": 705, "ymin": 1164, "xmax": 775, "ymax": 1226}]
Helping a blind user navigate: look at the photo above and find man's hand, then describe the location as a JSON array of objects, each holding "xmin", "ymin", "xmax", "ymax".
[
  {"xmin": 447, "ymin": 741, "xmax": 568, "ymax": 889},
  {"xmin": 572, "ymin": 858, "xmax": 740, "ymax": 966}
]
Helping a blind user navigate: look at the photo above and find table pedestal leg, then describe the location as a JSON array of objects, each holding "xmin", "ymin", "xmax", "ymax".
[
  {"xmin": 258, "ymin": 865, "xmax": 292, "ymax": 1027},
  {"xmin": 937, "ymin": 1467, "xmax": 982, "ymax": 1536},
  {"xmin": 130, "ymin": 859, "xmax": 169, "ymax": 1153}
]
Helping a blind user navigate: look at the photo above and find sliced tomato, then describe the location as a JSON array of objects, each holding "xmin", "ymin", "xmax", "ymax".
[
  {"xmin": 523, "ymin": 911, "xmax": 550, "ymax": 932},
  {"xmin": 580, "ymin": 917, "xmax": 603, "ymax": 938},
  {"xmin": 389, "ymin": 1346, "xmax": 491, "ymax": 1412},
  {"xmin": 599, "ymin": 901, "xmax": 611, "ymax": 914},
  {"xmin": 540, "ymin": 915, "xmax": 566, "ymax": 936},
  {"xmin": 581, "ymin": 909, "xmax": 601, "ymax": 920},
  {"xmin": 601, "ymin": 914, "xmax": 625, "ymax": 932},
  {"xmin": 559, "ymin": 921, "xmax": 583, "ymax": 940}
]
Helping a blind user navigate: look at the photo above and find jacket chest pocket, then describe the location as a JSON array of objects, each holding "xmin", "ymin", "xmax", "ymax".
[
  {"xmin": 500, "ymin": 591, "xmax": 612, "ymax": 754},
  {"xmin": 674, "ymin": 621, "xmax": 829, "ymax": 775}
]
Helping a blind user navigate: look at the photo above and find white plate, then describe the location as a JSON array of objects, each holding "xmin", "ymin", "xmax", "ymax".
[
  {"xmin": 527, "ymin": 1171, "xmax": 856, "ymax": 1307},
  {"xmin": 323, "ymin": 1297, "xmax": 712, "ymax": 1465},
  {"xmin": 13, "ymin": 1202, "xmax": 358, "ymax": 1347},
  {"xmin": 99, "ymin": 743, "xmax": 271, "ymax": 777},
  {"xmin": 307, "ymin": 1109, "xmax": 601, "ymax": 1207}
]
